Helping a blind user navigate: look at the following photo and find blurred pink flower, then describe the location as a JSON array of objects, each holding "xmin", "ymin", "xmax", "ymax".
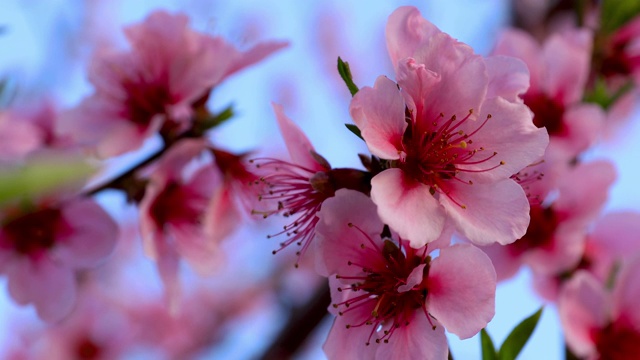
[
  {"xmin": 559, "ymin": 255, "xmax": 640, "ymax": 359},
  {"xmin": 483, "ymin": 160, "xmax": 616, "ymax": 284},
  {"xmin": 62, "ymin": 10, "xmax": 287, "ymax": 157},
  {"xmin": 139, "ymin": 139, "xmax": 221, "ymax": 304},
  {"xmin": 350, "ymin": 6, "xmax": 548, "ymax": 247},
  {"xmin": 0, "ymin": 110, "xmax": 43, "ymax": 164},
  {"xmin": 493, "ymin": 28, "xmax": 605, "ymax": 161},
  {"xmin": 316, "ymin": 190, "xmax": 495, "ymax": 360},
  {"xmin": 251, "ymin": 103, "xmax": 369, "ymax": 266},
  {"xmin": 0, "ymin": 198, "xmax": 118, "ymax": 322},
  {"xmin": 601, "ymin": 16, "xmax": 640, "ymax": 85}
]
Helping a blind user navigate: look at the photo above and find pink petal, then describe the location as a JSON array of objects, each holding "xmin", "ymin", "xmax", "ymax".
[
  {"xmin": 323, "ymin": 315, "xmax": 376, "ymax": 360},
  {"xmin": 480, "ymin": 243, "xmax": 523, "ymax": 281},
  {"xmin": 385, "ymin": 6, "xmax": 439, "ymax": 69},
  {"xmin": 492, "ymin": 29, "xmax": 543, "ymax": 93},
  {"xmin": 440, "ymin": 179, "xmax": 529, "ymax": 245},
  {"xmin": 203, "ymin": 183, "xmax": 242, "ymax": 246},
  {"xmin": 6, "ymin": 257, "xmax": 76, "ymax": 322},
  {"xmin": 315, "ymin": 189, "xmax": 384, "ymax": 277},
  {"xmin": 409, "ymin": 36, "xmax": 487, "ymax": 123},
  {"xmin": 375, "ymin": 313, "xmax": 448, "ymax": 360},
  {"xmin": 398, "ymin": 264, "xmax": 426, "ymax": 293},
  {"xmin": 153, "ymin": 138, "xmax": 208, "ymax": 182},
  {"xmin": 349, "ymin": 76, "xmax": 406, "ymax": 160},
  {"xmin": 612, "ymin": 255, "xmax": 640, "ymax": 328},
  {"xmin": 554, "ymin": 161, "xmax": 617, "ymax": 221},
  {"xmin": 589, "ymin": 212, "xmax": 640, "ymax": 279},
  {"xmin": 222, "ymin": 41, "xmax": 289, "ymax": 79},
  {"xmin": 171, "ymin": 224, "xmax": 222, "ymax": 275},
  {"xmin": 464, "ymin": 97, "xmax": 549, "ymax": 182},
  {"xmin": 370, "ymin": 169, "xmax": 446, "ymax": 248},
  {"xmin": 53, "ymin": 199, "xmax": 118, "ymax": 268},
  {"xmin": 558, "ymin": 271, "xmax": 609, "ymax": 357},
  {"xmin": 427, "ymin": 244, "xmax": 496, "ymax": 338},
  {"xmin": 542, "ymin": 29, "xmax": 592, "ymax": 105},
  {"xmin": 272, "ymin": 102, "xmax": 328, "ymax": 171},
  {"xmin": 485, "ymin": 55, "xmax": 530, "ymax": 102},
  {"xmin": 554, "ymin": 104, "xmax": 605, "ymax": 157}
]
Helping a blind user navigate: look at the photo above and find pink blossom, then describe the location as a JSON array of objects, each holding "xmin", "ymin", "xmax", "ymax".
[
  {"xmin": 0, "ymin": 110, "xmax": 43, "ymax": 164},
  {"xmin": 483, "ymin": 160, "xmax": 616, "ymax": 283},
  {"xmin": 316, "ymin": 189, "xmax": 496, "ymax": 360},
  {"xmin": 493, "ymin": 28, "xmax": 605, "ymax": 161},
  {"xmin": 350, "ymin": 6, "xmax": 548, "ymax": 247},
  {"xmin": 601, "ymin": 15, "xmax": 640, "ymax": 85},
  {"xmin": 251, "ymin": 103, "xmax": 370, "ymax": 266},
  {"xmin": 533, "ymin": 210, "xmax": 640, "ymax": 301},
  {"xmin": 138, "ymin": 139, "xmax": 222, "ymax": 304},
  {"xmin": 559, "ymin": 255, "xmax": 640, "ymax": 359},
  {"xmin": 62, "ymin": 10, "xmax": 287, "ymax": 157},
  {"xmin": 0, "ymin": 198, "xmax": 118, "ymax": 322}
]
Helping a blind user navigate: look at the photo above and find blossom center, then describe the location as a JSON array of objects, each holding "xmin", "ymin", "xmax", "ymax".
[
  {"xmin": 594, "ymin": 323, "xmax": 640, "ymax": 360},
  {"xmin": 398, "ymin": 109, "xmax": 502, "ymax": 206},
  {"xmin": 333, "ymin": 226, "xmax": 433, "ymax": 345},
  {"xmin": 522, "ymin": 92, "xmax": 565, "ymax": 136},
  {"xmin": 2, "ymin": 207, "xmax": 65, "ymax": 256},
  {"xmin": 150, "ymin": 182, "xmax": 205, "ymax": 227},
  {"xmin": 510, "ymin": 205, "xmax": 558, "ymax": 253}
]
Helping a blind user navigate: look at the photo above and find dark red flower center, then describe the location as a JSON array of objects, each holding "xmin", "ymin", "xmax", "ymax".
[
  {"xmin": 522, "ymin": 92, "xmax": 566, "ymax": 136},
  {"xmin": 333, "ymin": 226, "xmax": 434, "ymax": 345},
  {"xmin": 399, "ymin": 108, "xmax": 503, "ymax": 208},
  {"xmin": 594, "ymin": 323, "xmax": 640, "ymax": 360},
  {"xmin": 2, "ymin": 207, "xmax": 65, "ymax": 256},
  {"xmin": 150, "ymin": 182, "xmax": 205, "ymax": 228},
  {"xmin": 122, "ymin": 75, "xmax": 172, "ymax": 129},
  {"xmin": 75, "ymin": 337, "xmax": 103, "ymax": 360},
  {"xmin": 510, "ymin": 205, "xmax": 559, "ymax": 254}
]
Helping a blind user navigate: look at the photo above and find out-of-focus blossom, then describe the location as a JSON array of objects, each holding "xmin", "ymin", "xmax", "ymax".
[
  {"xmin": 350, "ymin": 6, "xmax": 548, "ymax": 247},
  {"xmin": 559, "ymin": 255, "xmax": 640, "ymax": 359},
  {"xmin": 493, "ymin": 27, "xmax": 604, "ymax": 163},
  {"xmin": 600, "ymin": 16, "xmax": 640, "ymax": 85},
  {"xmin": 61, "ymin": 10, "xmax": 287, "ymax": 158},
  {"xmin": 316, "ymin": 190, "xmax": 495, "ymax": 360},
  {"xmin": 251, "ymin": 103, "xmax": 370, "ymax": 266},
  {"xmin": 0, "ymin": 197, "xmax": 118, "ymax": 322},
  {"xmin": 0, "ymin": 110, "xmax": 43, "ymax": 164},
  {"xmin": 138, "ymin": 139, "xmax": 221, "ymax": 305},
  {"xmin": 483, "ymin": 160, "xmax": 616, "ymax": 284}
]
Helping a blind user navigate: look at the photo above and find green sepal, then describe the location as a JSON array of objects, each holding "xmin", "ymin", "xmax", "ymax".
[
  {"xmin": 345, "ymin": 123, "xmax": 364, "ymax": 140},
  {"xmin": 600, "ymin": 0, "xmax": 640, "ymax": 35},
  {"xmin": 337, "ymin": 56, "xmax": 359, "ymax": 96}
]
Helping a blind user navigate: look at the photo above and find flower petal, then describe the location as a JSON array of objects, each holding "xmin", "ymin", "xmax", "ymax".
[
  {"xmin": 350, "ymin": 76, "xmax": 406, "ymax": 160},
  {"xmin": 558, "ymin": 271, "xmax": 609, "ymax": 357},
  {"xmin": 440, "ymin": 179, "xmax": 530, "ymax": 245},
  {"xmin": 485, "ymin": 55, "xmax": 530, "ymax": 102},
  {"xmin": 385, "ymin": 6, "xmax": 439, "ymax": 69},
  {"xmin": 272, "ymin": 102, "xmax": 329, "ymax": 171},
  {"xmin": 370, "ymin": 169, "xmax": 446, "ymax": 248},
  {"xmin": 375, "ymin": 313, "xmax": 448, "ymax": 360},
  {"xmin": 315, "ymin": 189, "xmax": 384, "ymax": 277},
  {"xmin": 426, "ymin": 244, "xmax": 496, "ymax": 339},
  {"xmin": 53, "ymin": 199, "xmax": 118, "ymax": 269}
]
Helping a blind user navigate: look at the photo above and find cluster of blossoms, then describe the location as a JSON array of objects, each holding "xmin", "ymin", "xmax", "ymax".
[{"xmin": 1, "ymin": 2, "xmax": 640, "ymax": 359}]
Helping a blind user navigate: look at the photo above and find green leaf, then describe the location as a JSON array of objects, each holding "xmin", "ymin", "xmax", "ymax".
[
  {"xmin": 345, "ymin": 123, "xmax": 364, "ymax": 140},
  {"xmin": 584, "ymin": 77, "xmax": 633, "ymax": 110},
  {"xmin": 0, "ymin": 160, "xmax": 93, "ymax": 207},
  {"xmin": 600, "ymin": 0, "xmax": 640, "ymax": 34},
  {"xmin": 337, "ymin": 57, "xmax": 359, "ymax": 96},
  {"xmin": 481, "ymin": 329, "xmax": 498, "ymax": 360},
  {"xmin": 497, "ymin": 307, "xmax": 543, "ymax": 360}
]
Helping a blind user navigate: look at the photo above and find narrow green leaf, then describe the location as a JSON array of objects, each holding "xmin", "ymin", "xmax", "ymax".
[
  {"xmin": 497, "ymin": 307, "xmax": 543, "ymax": 360},
  {"xmin": 212, "ymin": 104, "xmax": 234, "ymax": 126},
  {"xmin": 345, "ymin": 123, "xmax": 364, "ymax": 140},
  {"xmin": 600, "ymin": 0, "xmax": 640, "ymax": 34},
  {"xmin": 337, "ymin": 57, "xmax": 359, "ymax": 96},
  {"xmin": 481, "ymin": 329, "xmax": 498, "ymax": 360},
  {"xmin": 0, "ymin": 160, "xmax": 93, "ymax": 207}
]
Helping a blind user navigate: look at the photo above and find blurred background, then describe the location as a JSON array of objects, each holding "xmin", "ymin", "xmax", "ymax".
[{"xmin": 1, "ymin": 0, "xmax": 638, "ymax": 359}]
